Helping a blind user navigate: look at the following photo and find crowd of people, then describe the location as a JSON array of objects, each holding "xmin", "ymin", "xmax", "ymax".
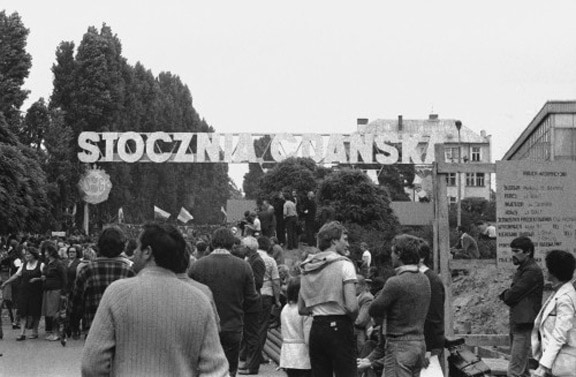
[{"xmin": 1, "ymin": 213, "xmax": 575, "ymax": 377}]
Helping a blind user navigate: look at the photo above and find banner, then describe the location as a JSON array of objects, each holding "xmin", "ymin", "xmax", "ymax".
[{"xmin": 177, "ymin": 207, "xmax": 194, "ymax": 223}]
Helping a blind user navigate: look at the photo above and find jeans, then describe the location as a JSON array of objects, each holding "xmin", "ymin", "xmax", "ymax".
[
  {"xmin": 309, "ymin": 315, "xmax": 357, "ymax": 377},
  {"xmin": 220, "ymin": 330, "xmax": 243, "ymax": 376},
  {"xmin": 285, "ymin": 216, "xmax": 299, "ymax": 249},
  {"xmin": 384, "ymin": 338, "xmax": 426, "ymax": 377},
  {"xmin": 508, "ymin": 329, "xmax": 532, "ymax": 377}
]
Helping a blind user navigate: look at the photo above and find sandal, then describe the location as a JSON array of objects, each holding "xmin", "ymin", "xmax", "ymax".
[{"xmin": 16, "ymin": 335, "xmax": 26, "ymax": 341}]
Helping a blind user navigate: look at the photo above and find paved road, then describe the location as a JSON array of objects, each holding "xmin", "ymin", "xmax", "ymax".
[{"xmin": 0, "ymin": 324, "xmax": 285, "ymax": 377}]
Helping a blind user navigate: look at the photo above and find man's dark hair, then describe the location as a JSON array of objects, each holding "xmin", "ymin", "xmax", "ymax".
[
  {"xmin": 124, "ymin": 238, "xmax": 137, "ymax": 257},
  {"xmin": 475, "ymin": 220, "xmax": 488, "ymax": 226},
  {"xmin": 67, "ymin": 245, "xmax": 83, "ymax": 259},
  {"xmin": 42, "ymin": 241, "xmax": 59, "ymax": 259},
  {"xmin": 211, "ymin": 227, "xmax": 236, "ymax": 250},
  {"xmin": 457, "ymin": 225, "xmax": 468, "ymax": 233},
  {"xmin": 510, "ymin": 236, "xmax": 535, "ymax": 258},
  {"xmin": 140, "ymin": 223, "xmax": 186, "ymax": 273},
  {"xmin": 257, "ymin": 236, "xmax": 272, "ymax": 253},
  {"xmin": 286, "ymin": 276, "xmax": 301, "ymax": 303},
  {"xmin": 317, "ymin": 221, "xmax": 347, "ymax": 251},
  {"xmin": 97, "ymin": 226, "xmax": 126, "ymax": 258},
  {"xmin": 416, "ymin": 238, "xmax": 432, "ymax": 266},
  {"xmin": 392, "ymin": 234, "xmax": 421, "ymax": 265},
  {"xmin": 546, "ymin": 250, "xmax": 576, "ymax": 282}
]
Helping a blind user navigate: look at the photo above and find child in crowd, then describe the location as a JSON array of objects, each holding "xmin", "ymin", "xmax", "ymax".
[{"xmin": 279, "ymin": 277, "xmax": 312, "ymax": 377}]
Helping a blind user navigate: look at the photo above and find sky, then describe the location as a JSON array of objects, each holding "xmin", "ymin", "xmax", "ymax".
[{"xmin": 5, "ymin": 1, "xmax": 576, "ymax": 190}]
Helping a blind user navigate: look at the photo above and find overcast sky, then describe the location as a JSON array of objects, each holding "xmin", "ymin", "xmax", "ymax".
[{"xmin": 5, "ymin": 1, "xmax": 576, "ymax": 188}]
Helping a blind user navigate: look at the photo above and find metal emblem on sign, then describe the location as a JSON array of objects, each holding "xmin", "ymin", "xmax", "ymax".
[{"xmin": 78, "ymin": 167, "xmax": 112, "ymax": 204}]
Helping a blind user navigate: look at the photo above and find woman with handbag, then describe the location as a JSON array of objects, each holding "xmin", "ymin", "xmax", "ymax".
[{"xmin": 531, "ymin": 249, "xmax": 576, "ymax": 377}]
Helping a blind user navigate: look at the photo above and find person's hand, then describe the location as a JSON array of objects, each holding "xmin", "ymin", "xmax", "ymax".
[
  {"xmin": 533, "ymin": 365, "xmax": 549, "ymax": 377},
  {"xmin": 275, "ymin": 300, "xmax": 281, "ymax": 308},
  {"xmin": 357, "ymin": 358, "xmax": 371, "ymax": 370},
  {"xmin": 423, "ymin": 351, "xmax": 431, "ymax": 368}
]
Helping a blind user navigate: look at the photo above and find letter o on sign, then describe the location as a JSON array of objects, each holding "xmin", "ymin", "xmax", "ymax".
[{"xmin": 117, "ymin": 132, "xmax": 145, "ymax": 163}]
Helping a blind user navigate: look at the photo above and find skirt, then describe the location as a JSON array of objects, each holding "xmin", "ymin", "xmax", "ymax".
[{"xmin": 42, "ymin": 289, "xmax": 61, "ymax": 317}]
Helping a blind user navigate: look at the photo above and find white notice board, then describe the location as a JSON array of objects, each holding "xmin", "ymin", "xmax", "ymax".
[{"xmin": 496, "ymin": 160, "xmax": 576, "ymax": 269}]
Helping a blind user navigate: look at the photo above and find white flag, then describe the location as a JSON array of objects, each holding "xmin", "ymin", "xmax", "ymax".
[
  {"xmin": 118, "ymin": 207, "xmax": 125, "ymax": 224},
  {"xmin": 177, "ymin": 207, "xmax": 194, "ymax": 223},
  {"xmin": 154, "ymin": 205, "xmax": 170, "ymax": 220}
]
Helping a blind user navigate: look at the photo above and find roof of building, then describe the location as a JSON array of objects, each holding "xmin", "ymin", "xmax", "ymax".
[
  {"xmin": 358, "ymin": 116, "xmax": 490, "ymax": 144},
  {"xmin": 502, "ymin": 100, "xmax": 576, "ymax": 160}
]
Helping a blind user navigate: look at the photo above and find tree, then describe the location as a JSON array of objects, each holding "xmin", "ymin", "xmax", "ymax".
[
  {"xmin": 0, "ymin": 11, "xmax": 32, "ymax": 130},
  {"xmin": 0, "ymin": 114, "xmax": 50, "ymax": 233},
  {"xmin": 19, "ymin": 97, "xmax": 50, "ymax": 151},
  {"xmin": 378, "ymin": 165, "xmax": 414, "ymax": 201},
  {"xmin": 258, "ymin": 157, "xmax": 321, "ymax": 199},
  {"xmin": 243, "ymin": 135, "xmax": 274, "ymax": 199},
  {"xmin": 316, "ymin": 169, "xmax": 401, "ymax": 263}
]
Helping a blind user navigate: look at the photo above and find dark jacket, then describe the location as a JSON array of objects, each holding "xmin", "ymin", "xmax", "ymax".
[{"xmin": 499, "ymin": 258, "xmax": 543, "ymax": 331}]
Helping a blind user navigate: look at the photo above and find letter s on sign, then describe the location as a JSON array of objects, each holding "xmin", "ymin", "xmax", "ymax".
[{"xmin": 78, "ymin": 132, "xmax": 101, "ymax": 163}]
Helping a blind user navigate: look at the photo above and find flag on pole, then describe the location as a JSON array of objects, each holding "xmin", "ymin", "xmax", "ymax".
[
  {"xmin": 177, "ymin": 207, "xmax": 194, "ymax": 223},
  {"xmin": 154, "ymin": 205, "xmax": 171, "ymax": 220},
  {"xmin": 220, "ymin": 206, "xmax": 228, "ymax": 220},
  {"xmin": 118, "ymin": 207, "xmax": 125, "ymax": 224}
]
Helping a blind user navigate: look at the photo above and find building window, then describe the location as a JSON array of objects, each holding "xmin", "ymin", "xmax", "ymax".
[
  {"xmin": 448, "ymin": 196, "xmax": 457, "ymax": 204},
  {"xmin": 471, "ymin": 147, "xmax": 481, "ymax": 162},
  {"xmin": 466, "ymin": 172, "xmax": 485, "ymax": 187},
  {"xmin": 446, "ymin": 173, "xmax": 456, "ymax": 186},
  {"xmin": 445, "ymin": 147, "xmax": 460, "ymax": 163}
]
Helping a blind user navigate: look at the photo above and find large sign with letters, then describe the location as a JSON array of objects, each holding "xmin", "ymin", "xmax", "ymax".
[
  {"xmin": 496, "ymin": 160, "xmax": 576, "ymax": 269},
  {"xmin": 77, "ymin": 132, "xmax": 444, "ymax": 165}
]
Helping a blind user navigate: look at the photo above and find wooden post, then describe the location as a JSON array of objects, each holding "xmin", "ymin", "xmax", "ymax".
[
  {"xmin": 83, "ymin": 202, "xmax": 89, "ymax": 236},
  {"xmin": 434, "ymin": 144, "xmax": 454, "ymax": 338}
]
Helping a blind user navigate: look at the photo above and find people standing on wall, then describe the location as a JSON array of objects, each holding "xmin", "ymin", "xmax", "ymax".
[
  {"xmin": 273, "ymin": 192, "xmax": 286, "ymax": 245},
  {"xmin": 258, "ymin": 199, "xmax": 277, "ymax": 238},
  {"xmin": 301, "ymin": 191, "xmax": 317, "ymax": 247},
  {"xmin": 284, "ymin": 194, "xmax": 299, "ymax": 250}
]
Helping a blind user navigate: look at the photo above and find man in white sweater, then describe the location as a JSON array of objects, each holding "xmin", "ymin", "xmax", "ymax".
[{"xmin": 81, "ymin": 223, "xmax": 228, "ymax": 377}]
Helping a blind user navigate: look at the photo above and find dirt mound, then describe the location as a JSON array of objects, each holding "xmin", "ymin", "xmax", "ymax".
[{"xmin": 452, "ymin": 265, "xmax": 512, "ymax": 334}]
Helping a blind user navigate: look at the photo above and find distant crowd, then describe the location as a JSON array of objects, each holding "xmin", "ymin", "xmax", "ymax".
[{"xmin": 1, "ymin": 214, "xmax": 574, "ymax": 377}]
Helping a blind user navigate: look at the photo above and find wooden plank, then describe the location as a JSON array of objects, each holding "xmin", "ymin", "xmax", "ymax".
[
  {"xmin": 455, "ymin": 334, "xmax": 510, "ymax": 347},
  {"xmin": 449, "ymin": 259, "xmax": 496, "ymax": 270},
  {"xmin": 437, "ymin": 161, "xmax": 496, "ymax": 174},
  {"xmin": 482, "ymin": 358, "xmax": 509, "ymax": 376}
]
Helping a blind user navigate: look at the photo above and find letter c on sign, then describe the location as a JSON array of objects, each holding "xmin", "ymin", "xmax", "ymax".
[
  {"xmin": 146, "ymin": 132, "xmax": 172, "ymax": 163},
  {"xmin": 117, "ymin": 132, "xmax": 145, "ymax": 163}
]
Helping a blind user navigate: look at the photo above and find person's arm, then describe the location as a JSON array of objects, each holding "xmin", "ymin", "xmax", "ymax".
[
  {"xmin": 59, "ymin": 262, "xmax": 68, "ymax": 294},
  {"xmin": 298, "ymin": 293, "xmax": 311, "ymax": 316},
  {"xmin": 0, "ymin": 264, "xmax": 23, "ymax": 287},
  {"xmin": 343, "ymin": 281, "xmax": 359, "ymax": 320},
  {"xmin": 81, "ymin": 288, "xmax": 116, "ymax": 376},
  {"xmin": 369, "ymin": 279, "xmax": 397, "ymax": 318},
  {"xmin": 270, "ymin": 260, "xmax": 281, "ymax": 306},
  {"xmin": 537, "ymin": 292, "xmax": 575, "ymax": 371},
  {"xmin": 499, "ymin": 267, "xmax": 542, "ymax": 306},
  {"xmin": 302, "ymin": 314, "xmax": 313, "ymax": 345},
  {"xmin": 355, "ymin": 296, "xmax": 373, "ymax": 328},
  {"xmin": 242, "ymin": 264, "xmax": 261, "ymax": 314},
  {"xmin": 197, "ymin": 307, "xmax": 230, "ymax": 377}
]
